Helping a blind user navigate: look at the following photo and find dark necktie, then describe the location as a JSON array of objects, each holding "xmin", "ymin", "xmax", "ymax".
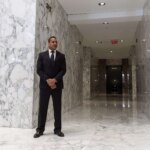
[{"xmin": 51, "ymin": 50, "xmax": 54, "ymax": 62}]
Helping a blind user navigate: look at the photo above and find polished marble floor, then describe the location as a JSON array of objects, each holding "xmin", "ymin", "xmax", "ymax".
[{"xmin": 0, "ymin": 95, "xmax": 150, "ymax": 150}]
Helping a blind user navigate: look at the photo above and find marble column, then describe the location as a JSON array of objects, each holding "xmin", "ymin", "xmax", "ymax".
[
  {"xmin": 83, "ymin": 47, "xmax": 91, "ymax": 100},
  {"xmin": 129, "ymin": 46, "xmax": 137, "ymax": 99},
  {"xmin": 0, "ymin": 0, "xmax": 36, "ymax": 128},
  {"xmin": 135, "ymin": 0, "xmax": 150, "ymax": 118},
  {"xmin": 0, "ymin": 0, "xmax": 84, "ymax": 128},
  {"xmin": 91, "ymin": 58, "xmax": 99, "ymax": 97}
]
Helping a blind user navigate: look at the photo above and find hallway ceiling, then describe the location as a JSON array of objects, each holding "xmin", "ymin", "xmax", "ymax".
[{"xmin": 58, "ymin": 0, "xmax": 146, "ymax": 59}]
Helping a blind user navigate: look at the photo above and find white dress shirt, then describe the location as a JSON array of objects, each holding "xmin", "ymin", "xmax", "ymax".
[{"xmin": 49, "ymin": 49, "xmax": 56, "ymax": 60}]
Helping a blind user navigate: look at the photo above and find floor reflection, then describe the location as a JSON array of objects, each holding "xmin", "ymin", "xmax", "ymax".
[{"xmin": 0, "ymin": 95, "xmax": 150, "ymax": 150}]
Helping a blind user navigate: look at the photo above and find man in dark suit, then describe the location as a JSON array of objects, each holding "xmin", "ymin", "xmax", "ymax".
[{"xmin": 34, "ymin": 36, "xmax": 66, "ymax": 138}]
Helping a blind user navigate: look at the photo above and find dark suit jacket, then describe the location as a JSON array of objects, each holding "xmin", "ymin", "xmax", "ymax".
[{"xmin": 37, "ymin": 50, "xmax": 66, "ymax": 89}]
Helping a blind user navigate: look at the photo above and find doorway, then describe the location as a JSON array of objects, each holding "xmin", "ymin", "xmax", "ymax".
[{"xmin": 106, "ymin": 66, "xmax": 122, "ymax": 94}]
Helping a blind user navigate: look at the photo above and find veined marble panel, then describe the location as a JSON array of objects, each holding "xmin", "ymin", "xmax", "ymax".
[
  {"xmin": 0, "ymin": 96, "xmax": 150, "ymax": 150},
  {"xmin": 135, "ymin": 0, "xmax": 150, "ymax": 119},
  {"xmin": 33, "ymin": 0, "xmax": 84, "ymax": 127},
  {"xmin": 0, "ymin": 0, "xmax": 84, "ymax": 128},
  {"xmin": 0, "ymin": 0, "xmax": 36, "ymax": 128},
  {"xmin": 83, "ymin": 47, "xmax": 91, "ymax": 100}
]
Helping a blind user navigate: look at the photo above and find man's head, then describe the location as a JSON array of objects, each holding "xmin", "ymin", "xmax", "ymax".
[{"xmin": 48, "ymin": 36, "xmax": 58, "ymax": 50}]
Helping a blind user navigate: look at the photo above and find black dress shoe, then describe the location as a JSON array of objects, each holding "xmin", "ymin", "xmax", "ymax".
[
  {"xmin": 33, "ymin": 131, "xmax": 43, "ymax": 138},
  {"xmin": 54, "ymin": 131, "xmax": 64, "ymax": 137}
]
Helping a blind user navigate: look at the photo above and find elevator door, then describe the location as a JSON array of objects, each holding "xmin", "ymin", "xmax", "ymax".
[{"xmin": 106, "ymin": 66, "xmax": 122, "ymax": 94}]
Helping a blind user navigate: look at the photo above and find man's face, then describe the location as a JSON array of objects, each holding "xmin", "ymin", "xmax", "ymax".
[{"xmin": 48, "ymin": 38, "xmax": 58, "ymax": 50}]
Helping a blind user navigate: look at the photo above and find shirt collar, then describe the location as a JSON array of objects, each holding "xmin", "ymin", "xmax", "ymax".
[{"xmin": 49, "ymin": 49, "xmax": 56, "ymax": 53}]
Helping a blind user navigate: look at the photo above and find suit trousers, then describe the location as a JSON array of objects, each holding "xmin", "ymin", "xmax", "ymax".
[{"xmin": 36, "ymin": 88, "xmax": 62, "ymax": 133}]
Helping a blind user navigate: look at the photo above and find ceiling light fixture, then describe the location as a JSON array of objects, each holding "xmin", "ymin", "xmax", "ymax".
[
  {"xmin": 74, "ymin": 41, "xmax": 82, "ymax": 45},
  {"xmin": 102, "ymin": 22, "xmax": 109, "ymax": 25},
  {"xmin": 96, "ymin": 41, "xmax": 102, "ymax": 44},
  {"xmin": 98, "ymin": 2, "xmax": 106, "ymax": 6},
  {"xmin": 120, "ymin": 40, "xmax": 124, "ymax": 43},
  {"xmin": 110, "ymin": 51, "xmax": 113, "ymax": 53}
]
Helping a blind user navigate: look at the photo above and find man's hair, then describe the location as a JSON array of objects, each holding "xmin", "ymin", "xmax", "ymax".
[{"xmin": 48, "ymin": 36, "xmax": 57, "ymax": 42}]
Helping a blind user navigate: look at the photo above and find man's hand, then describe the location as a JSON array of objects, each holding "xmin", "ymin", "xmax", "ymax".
[
  {"xmin": 51, "ymin": 84, "xmax": 57, "ymax": 89},
  {"xmin": 46, "ymin": 78, "xmax": 57, "ymax": 87}
]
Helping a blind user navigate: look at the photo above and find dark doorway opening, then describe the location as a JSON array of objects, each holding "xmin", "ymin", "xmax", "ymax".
[{"xmin": 106, "ymin": 66, "xmax": 122, "ymax": 94}]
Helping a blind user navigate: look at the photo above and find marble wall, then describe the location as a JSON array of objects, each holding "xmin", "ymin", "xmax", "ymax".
[
  {"xmin": 129, "ymin": 46, "xmax": 137, "ymax": 99},
  {"xmin": 0, "ymin": 0, "xmax": 36, "ymax": 128},
  {"xmin": 0, "ymin": 0, "xmax": 84, "ymax": 128},
  {"xmin": 83, "ymin": 47, "xmax": 91, "ymax": 100},
  {"xmin": 106, "ymin": 59, "xmax": 122, "ymax": 66},
  {"xmin": 135, "ymin": 0, "xmax": 150, "ymax": 118},
  {"xmin": 91, "ymin": 58, "xmax": 99, "ymax": 97},
  {"xmin": 33, "ymin": 0, "xmax": 84, "ymax": 127}
]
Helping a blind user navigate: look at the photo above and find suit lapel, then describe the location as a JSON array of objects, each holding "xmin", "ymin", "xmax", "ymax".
[
  {"xmin": 45, "ymin": 50, "xmax": 50, "ymax": 60},
  {"xmin": 45, "ymin": 50, "xmax": 53, "ymax": 65},
  {"xmin": 55, "ymin": 50, "xmax": 60, "ymax": 62}
]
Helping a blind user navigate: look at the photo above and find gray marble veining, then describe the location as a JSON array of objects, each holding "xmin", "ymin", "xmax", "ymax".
[
  {"xmin": 33, "ymin": 0, "xmax": 84, "ymax": 128},
  {"xmin": 83, "ymin": 47, "xmax": 91, "ymax": 100},
  {"xmin": 135, "ymin": 0, "xmax": 150, "ymax": 119},
  {"xmin": 0, "ymin": 0, "xmax": 84, "ymax": 128},
  {"xmin": 0, "ymin": 0, "xmax": 36, "ymax": 128},
  {"xmin": 0, "ymin": 96, "xmax": 150, "ymax": 150}
]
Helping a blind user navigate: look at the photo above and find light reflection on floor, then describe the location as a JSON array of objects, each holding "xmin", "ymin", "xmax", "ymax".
[{"xmin": 0, "ymin": 95, "xmax": 150, "ymax": 150}]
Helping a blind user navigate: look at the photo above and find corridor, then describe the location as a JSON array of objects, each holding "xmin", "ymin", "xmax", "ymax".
[
  {"xmin": 0, "ymin": 95, "xmax": 150, "ymax": 150},
  {"xmin": 0, "ymin": 0, "xmax": 150, "ymax": 149}
]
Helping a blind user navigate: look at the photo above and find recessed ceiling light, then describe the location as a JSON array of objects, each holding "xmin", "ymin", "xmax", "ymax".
[
  {"xmin": 98, "ymin": 2, "xmax": 106, "ymax": 6},
  {"xmin": 120, "ymin": 40, "xmax": 124, "ymax": 43},
  {"xmin": 110, "ymin": 51, "xmax": 113, "ymax": 53},
  {"xmin": 102, "ymin": 22, "xmax": 109, "ymax": 25},
  {"xmin": 96, "ymin": 41, "xmax": 102, "ymax": 44}
]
